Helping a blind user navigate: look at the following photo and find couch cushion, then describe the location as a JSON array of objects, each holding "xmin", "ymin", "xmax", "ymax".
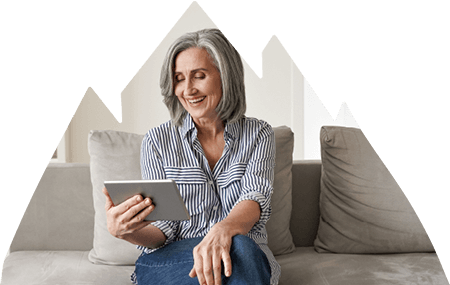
[
  {"xmin": 314, "ymin": 126, "xmax": 434, "ymax": 253},
  {"xmin": 88, "ymin": 126, "xmax": 295, "ymax": 265},
  {"xmin": 276, "ymin": 247, "xmax": 449, "ymax": 285},
  {"xmin": 2, "ymin": 251, "xmax": 134, "ymax": 285}
]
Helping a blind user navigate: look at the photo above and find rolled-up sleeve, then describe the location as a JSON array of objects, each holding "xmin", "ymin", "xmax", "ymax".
[
  {"xmin": 139, "ymin": 132, "xmax": 180, "ymax": 253},
  {"xmin": 235, "ymin": 122, "xmax": 275, "ymax": 232}
]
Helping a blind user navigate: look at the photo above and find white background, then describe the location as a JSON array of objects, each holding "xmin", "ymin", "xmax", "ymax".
[{"xmin": 54, "ymin": 11, "xmax": 361, "ymax": 165}]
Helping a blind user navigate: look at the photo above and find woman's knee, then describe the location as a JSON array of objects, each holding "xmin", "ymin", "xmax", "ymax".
[
  {"xmin": 231, "ymin": 235, "xmax": 263, "ymax": 259},
  {"xmin": 227, "ymin": 235, "xmax": 271, "ymax": 284}
]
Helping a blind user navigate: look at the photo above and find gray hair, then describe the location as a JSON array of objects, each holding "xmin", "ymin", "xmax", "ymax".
[{"xmin": 160, "ymin": 28, "xmax": 246, "ymax": 126}]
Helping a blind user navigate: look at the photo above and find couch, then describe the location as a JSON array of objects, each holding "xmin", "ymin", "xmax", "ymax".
[{"xmin": 2, "ymin": 126, "xmax": 449, "ymax": 284}]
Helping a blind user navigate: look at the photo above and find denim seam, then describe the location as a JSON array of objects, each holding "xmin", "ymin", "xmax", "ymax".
[{"xmin": 136, "ymin": 259, "xmax": 193, "ymax": 268}]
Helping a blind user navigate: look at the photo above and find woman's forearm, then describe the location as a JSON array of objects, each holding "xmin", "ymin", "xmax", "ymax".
[
  {"xmin": 216, "ymin": 200, "xmax": 261, "ymax": 236},
  {"xmin": 121, "ymin": 224, "xmax": 167, "ymax": 249}
]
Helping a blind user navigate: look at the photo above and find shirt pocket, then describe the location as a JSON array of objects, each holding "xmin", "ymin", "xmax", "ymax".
[
  {"xmin": 217, "ymin": 163, "xmax": 247, "ymax": 190},
  {"xmin": 164, "ymin": 166, "xmax": 207, "ymax": 216}
]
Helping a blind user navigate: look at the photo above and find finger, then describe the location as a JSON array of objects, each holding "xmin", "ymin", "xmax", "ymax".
[
  {"xmin": 212, "ymin": 250, "xmax": 222, "ymax": 285},
  {"xmin": 102, "ymin": 187, "xmax": 115, "ymax": 210},
  {"xmin": 125, "ymin": 197, "xmax": 153, "ymax": 222},
  {"xmin": 222, "ymin": 251, "xmax": 232, "ymax": 278},
  {"xmin": 189, "ymin": 267, "xmax": 197, "ymax": 278},
  {"xmin": 130, "ymin": 200, "xmax": 155, "ymax": 225},
  {"xmin": 115, "ymin": 194, "xmax": 144, "ymax": 215},
  {"xmin": 203, "ymin": 253, "xmax": 214, "ymax": 285},
  {"xmin": 193, "ymin": 251, "xmax": 206, "ymax": 285}
]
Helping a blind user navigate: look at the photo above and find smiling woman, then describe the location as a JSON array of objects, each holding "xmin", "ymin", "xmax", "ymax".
[{"xmin": 102, "ymin": 28, "xmax": 280, "ymax": 285}]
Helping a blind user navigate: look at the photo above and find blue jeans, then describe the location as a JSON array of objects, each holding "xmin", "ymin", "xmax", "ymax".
[{"xmin": 134, "ymin": 235, "xmax": 271, "ymax": 285}]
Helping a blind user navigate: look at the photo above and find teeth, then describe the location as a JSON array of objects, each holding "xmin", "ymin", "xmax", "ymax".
[{"xmin": 188, "ymin": 96, "xmax": 206, "ymax": 104}]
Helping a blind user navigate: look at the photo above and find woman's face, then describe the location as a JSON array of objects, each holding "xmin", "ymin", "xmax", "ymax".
[{"xmin": 173, "ymin": 47, "xmax": 222, "ymax": 125}]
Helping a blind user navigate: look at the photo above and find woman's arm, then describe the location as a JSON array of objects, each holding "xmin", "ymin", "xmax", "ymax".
[{"xmin": 214, "ymin": 200, "xmax": 261, "ymax": 236}]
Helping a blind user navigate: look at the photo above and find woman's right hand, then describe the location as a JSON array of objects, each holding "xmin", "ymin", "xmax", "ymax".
[{"xmin": 102, "ymin": 187, "xmax": 155, "ymax": 239}]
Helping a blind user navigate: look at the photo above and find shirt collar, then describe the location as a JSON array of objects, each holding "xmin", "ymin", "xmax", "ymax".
[
  {"xmin": 179, "ymin": 113, "xmax": 196, "ymax": 139},
  {"xmin": 224, "ymin": 118, "xmax": 240, "ymax": 140}
]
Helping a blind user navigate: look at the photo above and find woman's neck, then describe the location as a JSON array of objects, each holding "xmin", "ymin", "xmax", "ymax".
[{"xmin": 194, "ymin": 116, "xmax": 225, "ymax": 139}]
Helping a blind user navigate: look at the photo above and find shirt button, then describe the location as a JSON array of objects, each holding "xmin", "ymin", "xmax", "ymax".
[
  {"xmin": 213, "ymin": 205, "xmax": 218, "ymax": 210},
  {"xmin": 208, "ymin": 180, "xmax": 214, "ymax": 185}
]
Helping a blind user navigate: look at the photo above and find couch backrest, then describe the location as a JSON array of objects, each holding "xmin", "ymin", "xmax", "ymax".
[
  {"xmin": 10, "ymin": 160, "xmax": 322, "ymax": 252},
  {"xmin": 289, "ymin": 160, "xmax": 321, "ymax": 247},
  {"xmin": 10, "ymin": 163, "xmax": 94, "ymax": 252}
]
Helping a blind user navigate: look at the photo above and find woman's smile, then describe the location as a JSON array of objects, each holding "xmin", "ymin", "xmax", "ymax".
[{"xmin": 187, "ymin": 96, "xmax": 206, "ymax": 104}]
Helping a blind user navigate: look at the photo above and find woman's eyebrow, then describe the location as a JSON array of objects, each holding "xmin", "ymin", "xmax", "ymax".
[{"xmin": 174, "ymin": 68, "xmax": 208, "ymax": 74}]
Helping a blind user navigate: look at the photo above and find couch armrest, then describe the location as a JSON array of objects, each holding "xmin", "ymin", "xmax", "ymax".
[
  {"xmin": 9, "ymin": 163, "xmax": 94, "ymax": 252},
  {"xmin": 290, "ymin": 160, "xmax": 321, "ymax": 247}
]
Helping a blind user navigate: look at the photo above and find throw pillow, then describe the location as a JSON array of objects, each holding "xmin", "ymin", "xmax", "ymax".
[
  {"xmin": 88, "ymin": 126, "xmax": 295, "ymax": 265},
  {"xmin": 266, "ymin": 126, "xmax": 295, "ymax": 255},
  {"xmin": 88, "ymin": 130, "xmax": 144, "ymax": 265},
  {"xmin": 314, "ymin": 126, "xmax": 434, "ymax": 254}
]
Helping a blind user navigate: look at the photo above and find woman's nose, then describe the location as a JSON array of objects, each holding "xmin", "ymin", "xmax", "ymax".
[{"xmin": 184, "ymin": 80, "xmax": 197, "ymax": 96}]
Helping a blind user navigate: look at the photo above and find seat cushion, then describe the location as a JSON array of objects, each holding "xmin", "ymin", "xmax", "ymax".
[
  {"xmin": 276, "ymin": 247, "xmax": 449, "ymax": 285},
  {"xmin": 4, "ymin": 248, "xmax": 447, "ymax": 285},
  {"xmin": 2, "ymin": 251, "xmax": 135, "ymax": 285}
]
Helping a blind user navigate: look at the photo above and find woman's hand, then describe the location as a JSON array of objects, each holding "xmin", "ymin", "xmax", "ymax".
[
  {"xmin": 189, "ymin": 223, "xmax": 233, "ymax": 285},
  {"xmin": 102, "ymin": 187, "xmax": 155, "ymax": 239},
  {"xmin": 189, "ymin": 200, "xmax": 261, "ymax": 285}
]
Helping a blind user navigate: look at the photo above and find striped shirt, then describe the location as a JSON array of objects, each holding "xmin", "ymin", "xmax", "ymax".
[{"xmin": 132, "ymin": 113, "xmax": 281, "ymax": 285}]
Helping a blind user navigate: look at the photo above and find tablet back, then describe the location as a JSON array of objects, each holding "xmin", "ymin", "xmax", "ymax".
[{"xmin": 104, "ymin": 180, "xmax": 189, "ymax": 221}]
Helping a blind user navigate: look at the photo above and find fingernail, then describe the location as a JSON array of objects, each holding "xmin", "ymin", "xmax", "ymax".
[
  {"xmin": 145, "ymin": 198, "xmax": 150, "ymax": 205},
  {"xmin": 136, "ymin": 196, "xmax": 142, "ymax": 201}
]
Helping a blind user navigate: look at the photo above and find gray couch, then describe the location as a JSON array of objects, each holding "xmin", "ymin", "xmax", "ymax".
[{"xmin": 2, "ymin": 126, "xmax": 450, "ymax": 284}]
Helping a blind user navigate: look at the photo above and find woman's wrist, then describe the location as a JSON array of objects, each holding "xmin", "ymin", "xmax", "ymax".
[{"xmin": 123, "ymin": 224, "xmax": 167, "ymax": 249}]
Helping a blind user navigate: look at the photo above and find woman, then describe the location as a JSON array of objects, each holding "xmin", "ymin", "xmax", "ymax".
[{"xmin": 102, "ymin": 28, "xmax": 280, "ymax": 285}]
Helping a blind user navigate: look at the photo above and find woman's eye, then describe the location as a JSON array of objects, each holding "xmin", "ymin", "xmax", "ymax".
[
  {"xmin": 194, "ymin": 73, "xmax": 205, "ymax": 79},
  {"xmin": 175, "ymin": 77, "xmax": 184, "ymax": 82}
]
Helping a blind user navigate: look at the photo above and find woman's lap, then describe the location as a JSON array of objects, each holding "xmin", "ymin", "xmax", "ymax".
[{"xmin": 134, "ymin": 235, "xmax": 271, "ymax": 285}]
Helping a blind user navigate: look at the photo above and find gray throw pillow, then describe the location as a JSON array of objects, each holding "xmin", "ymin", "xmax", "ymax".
[{"xmin": 314, "ymin": 126, "xmax": 434, "ymax": 254}]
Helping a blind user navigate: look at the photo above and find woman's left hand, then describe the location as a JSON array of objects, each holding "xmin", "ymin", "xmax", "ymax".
[{"xmin": 189, "ymin": 223, "xmax": 233, "ymax": 285}]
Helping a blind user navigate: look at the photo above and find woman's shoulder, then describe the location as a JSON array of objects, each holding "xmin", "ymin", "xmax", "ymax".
[
  {"xmin": 143, "ymin": 120, "xmax": 178, "ymax": 144},
  {"xmin": 239, "ymin": 116, "xmax": 274, "ymax": 135}
]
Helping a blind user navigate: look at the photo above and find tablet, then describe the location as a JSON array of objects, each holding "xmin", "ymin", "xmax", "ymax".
[{"xmin": 104, "ymin": 179, "xmax": 189, "ymax": 221}]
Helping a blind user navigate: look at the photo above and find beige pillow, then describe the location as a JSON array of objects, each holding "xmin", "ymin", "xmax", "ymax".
[
  {"xmin": 314, "ymin": 126, "xmax": 434, "ymax": 254},
  {"xmin": 88, "ymin": 130, "xmax": 144, "ymax": 265},
  {"xmin": 88, "ymin": 126, "xmax": 295, "ymax": 265}
]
